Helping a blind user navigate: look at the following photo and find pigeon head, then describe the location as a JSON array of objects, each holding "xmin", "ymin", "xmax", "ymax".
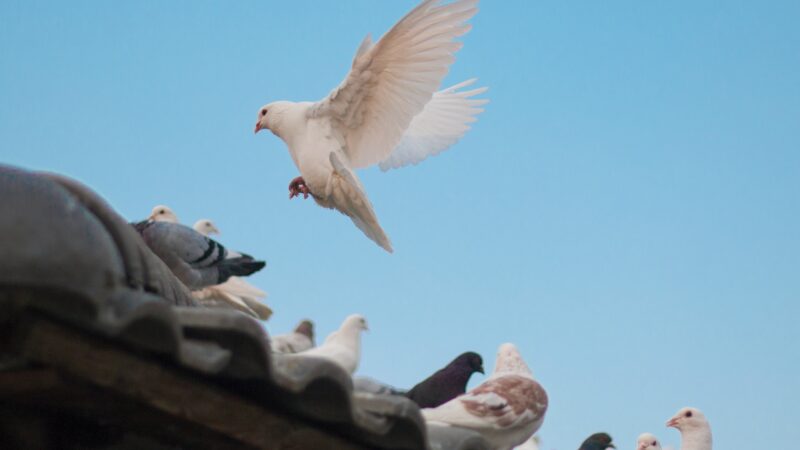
[
  {"xmin": 149, "ymin": 205, "xmax": 178, "ymax": 223},
  {"xmin": 637, "ymin": 433, "xmax": 661, "ymax": 450},
  {"xmin": 453, "ymin": 351, "xmax": 484, "ymax": 375},
  {"xmin": 579, "ymin": 432, "xmax": 615, "ymax": 450},
  {"xmin": 666, "ymin": 407, "xmax": 712, "ymax": 450},
  {"xmin": 194, "ymin": 219, "xmax": 220, "ymax": 236},
  {"xmin": 666, "ymin": 407, "xmax": 708, "ymax": 431},
  {"xmin": 254, "ymin": 101, "xmax": 298, "ymax": 136},
  {"xmin": 295, "ymin": 319, "xmax": 315, "ymax": 341},
  {"xmin": 492, "ymin": 343, "xmax": 533, "ymax": 378},
  {"xmin": 341, "ymin": 314, "xmax": 368, "ymax": 332}
]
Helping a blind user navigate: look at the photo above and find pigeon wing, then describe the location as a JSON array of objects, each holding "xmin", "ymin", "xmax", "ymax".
[
  {"xmin": 309, "ymin": 0, "xmax": 478, "ymax": 169},
  {"xmin": 379, "ymin": 79, "xmax": 488, "ymax": 171}
]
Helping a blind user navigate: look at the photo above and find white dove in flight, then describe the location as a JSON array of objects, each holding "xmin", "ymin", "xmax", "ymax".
[{"xmin": 254, "ymin": 0, "xmax": 487, "ymax": 253}]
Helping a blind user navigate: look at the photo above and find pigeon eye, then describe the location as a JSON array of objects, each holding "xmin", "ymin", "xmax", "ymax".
[
  {"xmin": 261, "ymin": 108, "xmax": 267, "ymax": 116},
  {"xmin": 685, "ymin": 411, "xmax": 692, "ymax": 417},
  {"xmin": 653, "ymin": 442, "xmax": 657, "ymax": 446}
]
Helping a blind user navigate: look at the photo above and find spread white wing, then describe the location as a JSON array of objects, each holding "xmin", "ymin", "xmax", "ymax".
[
  {"xmin": 309, "ymin": 0, "xmax": 479, "ymax": 169},
  {"xmin": 379, "ymin": 78, "xmax": 487, "ymax": 171}
]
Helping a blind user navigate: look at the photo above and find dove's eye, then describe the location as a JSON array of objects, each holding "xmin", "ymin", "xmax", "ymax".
[
  {"xmin": 653, "ymin": 442, "xmax": 657, "ymax": 446},
  {"xmin": 685, "ymin": 411, "xmax": 692, "ymax": 418},
  {"xmin": 261, "ymin": 108, "xmax": 267, "ymax": 116}
]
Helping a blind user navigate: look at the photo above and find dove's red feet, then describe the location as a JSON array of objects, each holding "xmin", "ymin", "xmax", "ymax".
[{"xmin": 289, "ymin": 176, "xmax": 311, "ymax": 199}]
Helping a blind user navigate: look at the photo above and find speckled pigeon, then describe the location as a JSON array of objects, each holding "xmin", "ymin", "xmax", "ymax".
[
  {"xmin": 406, "ymin": 351, "xmax": 484, "ymax": 408},
  {"xmin": 578, "ymin": 433, "xmax": 615, "ymax": 450},
  {"xmin": 422, "ymin": 343, "xmax": 548, "ymax": 450},
  {"xmin": 133, "ymin": 220, "xmax": 265, "ymax": 290}
]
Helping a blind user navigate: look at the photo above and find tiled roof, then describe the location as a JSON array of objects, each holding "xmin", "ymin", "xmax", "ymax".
[{"xmin": 0, "ymin": 164, "xmax": 489, "ymax": 450}]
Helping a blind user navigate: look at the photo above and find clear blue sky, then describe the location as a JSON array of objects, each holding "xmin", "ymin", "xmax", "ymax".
[{"xmin": 2, "ymin": 1, "xmax": 798, "ymax": 449}]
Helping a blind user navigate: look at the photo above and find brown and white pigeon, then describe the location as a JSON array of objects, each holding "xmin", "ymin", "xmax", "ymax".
[
  {"xmin": 666, "ymin": 407, "xmax": 712, "ymax": 450},
  {"xmin": 254, "ymin": 0, "xmax": 488, "ymax": 253},
  {"xmin": 422, "ymin": 343, "xmax": 548, "ymax": 450}
]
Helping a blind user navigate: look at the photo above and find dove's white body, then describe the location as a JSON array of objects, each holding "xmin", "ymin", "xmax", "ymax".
[
  {"xmin": 297, "ymin": 315, "xmax": 366, "ymax": 375},
  {"xmin": 256, "ymin": 0, "xmax": 487, "ymax": 252}
]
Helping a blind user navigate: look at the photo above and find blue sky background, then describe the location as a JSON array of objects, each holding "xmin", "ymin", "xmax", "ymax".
[{"xmin": 1, "ymin": 1, "xmax": 798, "ymax": 448}]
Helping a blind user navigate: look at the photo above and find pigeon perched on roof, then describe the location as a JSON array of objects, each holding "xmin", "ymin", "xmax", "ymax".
[
  {"xmin": 422, "ymin": 343, "xmax": 548, "ymax": 450},
  {"xmin": 637, "ymin": 433, "xmax": 662, "ymax": 450},
  {"xmin": 579, "ymin": 433, "xmax": 615, "ymax": 450},
  {"xmin": 133, "ymin": 220, "xmax": 265, "ymax": 290},
  {"xmin": 146, "ymin": 206, "xmax": 271, "ymax": 319},
  {"xmin": 406, "ymin": 351, "xmax": 484, "ymax": 408},
  {"xmin": 254, "ymin": 0, "xmax": 488, "ymax": 253},
  {"xmin": 189, "ymin": 217, "xmax": 271, "ymax": 320},
  {"xmin": 666, "ymin": 407, "xmax": 712, "ymax": 450},
  {"xmin": 149, "ymin": 204, "xmax": 179, "ymax": 223},
  {"xmin": 297, "ymin": 314, "xmax": 367, "ymax": 374},
  {"xmin": 270, "ymin": 319, "xmax": 315, "ymax": 354},
  {"xmin": 193, "ymin": 218, "xmax": 221, "ymax": 236}
]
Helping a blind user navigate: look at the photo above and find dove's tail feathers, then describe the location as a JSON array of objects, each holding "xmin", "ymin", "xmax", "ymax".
[
  {"xmin": 217, "ymin": 276, "xmax": 267, "ymax": 299},
  {"xmin": 328, "ymin": 152, "xmax": 393, "ymax": 253},
  {"xmin": 240, "ymin": 296, "xmax": 273, "ymax": 320},
  {"xmin": 194, "ymin": 287, "xmax": 260, "ymax": 318},
  {"xmin": 217, "ymin": 258, "xmax": 266, "ymax": 283}
]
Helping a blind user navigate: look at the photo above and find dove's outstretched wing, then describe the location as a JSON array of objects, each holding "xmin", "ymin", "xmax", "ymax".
[
  {"xmin": 309, "ymin": 0, "xmax": 478, "ymax": 169},
  {"xmin": 380, "ymin": 79, "xmax": 488, "ymax": 171}
]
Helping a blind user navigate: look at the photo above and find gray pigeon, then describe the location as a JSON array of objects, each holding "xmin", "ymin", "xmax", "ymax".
[{"xmin": 133, "ymin": 220, "xmax": 265, "ymax": 289}]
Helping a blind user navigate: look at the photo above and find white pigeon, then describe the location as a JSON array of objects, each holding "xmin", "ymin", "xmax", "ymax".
[
  {"xmin": 270, "ymin": 319, "xmax": 315, "ymax": 354},
  {"xmin": 193, "ymin": 218, "xmax": 221, "ymax": 236},
  {"xmin": 297, "ymin": 314, "xmax": 367, "ymax": 375},
  {"xmin": 148, "ymin": 205, "xmax": 272, "ymax": 320},
  {"xmin": 254, "ymin": 0, "xmax": 488, "ymax": 253},
  {"xmin": 422, "ymin": 343, "xmax": 549, "ymax": 450},
  {"xmin": 149, "ymin": 204, "xmax": 179, "ymax": 223},
  {"xmin": 666, "ymin": 407, "xmax": 712, "ymax": 450},
  {"xmin": 638, "ymin": 433, "xmax": 662, "ymax": 450}
]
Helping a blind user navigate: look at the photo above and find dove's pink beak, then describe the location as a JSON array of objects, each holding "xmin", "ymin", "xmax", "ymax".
[
  {"xmin": 666, "ymin": 416, "xmax": 679, "ymax": 428},
  {"xmin": 254, "ymin": 123, "xmax": 261, "ymax": 134}
]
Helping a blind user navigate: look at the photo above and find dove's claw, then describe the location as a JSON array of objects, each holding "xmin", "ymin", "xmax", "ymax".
[{"xmin": 288, "ymin": 176, "xmax": 310, "ymax": 200}]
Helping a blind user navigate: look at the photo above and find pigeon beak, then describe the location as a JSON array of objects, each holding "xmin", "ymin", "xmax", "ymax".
[
  {"xmin": 254, "ymin": 123, "xmax": 261, "ymax": 134},
  {"xmin": 608, "ymin": 444, "xmax": 616, "ymax": 449},
  {"xmin": 147, "ymin": 214, "xmax": 156, "ymax": 222},
  {"xmin": 666, "ymin": 417, "xmax": 679, "ymax": 428},
  {"xmin": 478, "ymin": 365, "xmax": 485, "ymax": 374}
]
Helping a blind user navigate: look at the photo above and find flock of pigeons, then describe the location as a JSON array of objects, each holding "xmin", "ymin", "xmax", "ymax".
[{"xmin": 126, "ymin": 0, "xmax": 715, "ymax": 449}]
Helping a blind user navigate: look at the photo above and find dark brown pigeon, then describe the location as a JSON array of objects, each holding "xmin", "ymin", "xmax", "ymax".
[
  {"xmin": 579, "ymin": 433, "xmax": 616, "ymax": 450},
  {"xmin": 405, "ymin": 351, "xmax": 484, "ymax": 408}
]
